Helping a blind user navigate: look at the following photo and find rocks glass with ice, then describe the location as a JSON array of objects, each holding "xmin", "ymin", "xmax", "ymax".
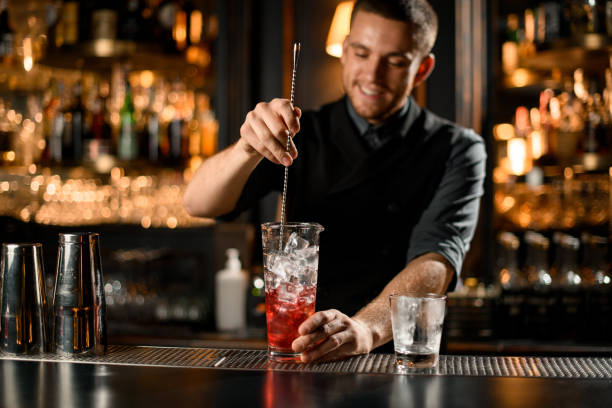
[
  {"xmin": 390, "ymin": 293, "xmax": 446, "ymax": 370},
  {"xmin": 261, "ymin": 222, "xmax": 323, "ymax": 362}
]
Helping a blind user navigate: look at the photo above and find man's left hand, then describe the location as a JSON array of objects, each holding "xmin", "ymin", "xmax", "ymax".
[{"xmin": 291, "ymin": 309, "xmax": 374, "ymax": 363}]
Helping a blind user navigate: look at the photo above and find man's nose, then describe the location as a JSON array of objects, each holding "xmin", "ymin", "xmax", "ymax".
[{"xmin": 363, "ymin": 57, "xmax": 386, "ymax": 82}]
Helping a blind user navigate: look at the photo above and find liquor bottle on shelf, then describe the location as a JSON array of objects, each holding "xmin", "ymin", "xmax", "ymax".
[
  {"xmin": 501, "ymin": 14, "xmax": 520, "ymax": 75},
  {"xmin": 168, "ymin": 114, "xmax": 184, "ymax": 163},
  {"xmin": 558, "ymin": 234, "xmax": 582, "ymax": 287},
  {"xmin": 70, "ymin": 81, "xmax": 85, "ymax": 161},
  {"xmin": 173, "ymin": 2, "xmax": 188, "ymax": 51},
  {"xmin": 86, "ymin": 82, "xmax": 113, "ymax": 160},
  {"xmin": 495, "ymin": 231, "xmax": 526, "ymax": 340},
  {"xmin": 41, "ymin": 80, "xmax": 61, "ymax": 163},
  {"xmin": 566, "ymin": 0, "xmax": 605, "ymax": 35},
  {"xmin": 119, "ymin": 79, "xmax": 138, "ymax": 160},
  {"xmin": 139, "ymin": 86, "xmax": 160, "ymax": 161},
  {"xmin": 60, "ymin": 81, "xmax": 85, "ymax": 163},
  {"xmin": 524, "ymin": 231, "xmax": 552, "ymax": 287},
  {"xmin": 523, "ymin": 231, "xmax": 555, "ymax": 340},
  {"xmin": 556, "ymin": 233, "xmax": 584, "ymax": 340},
  {"xmin": 196, "ymin": 94, "xmax": 218, "ymax": 157},
  {"xmin": 536, "ymin": 2, "xmax": 561, "ymax": 43},
  {"xmin": 580, "ymin": 233, "xmax": 610, "ymax": 286},
  {"xmin": 0, "ymin": 100, "xmax": 13, "ymax": 163},
  {"xmin": 496, "ymin": 231, "xmax": 524, "ymax": 290},
  {"xmin": 49, "ymin": 81, "xmax": 66, "ymax": 163},
  {"xmin": 186, "ymin": 97, "xmax": 202, "ymax": 159},
  {"xmin": 582, "ymin": 234, "xmax": 612, "ymax": 341},
  {"xmin": 187, "ymin": 1, "xmax": 203, "ymax": 46},
  {"xmin": 91, "ymin": 3, "xmax": 119, "ymax": 42},
  {"xmin": 56, "ymin": 1, "xmax": 79, "ymax": 47},
  {"xmin": 0, "ymin": 0, "xmax": 13, "ymax": 63},
  {"xmin": 166, "ymin": 80, "xmax": 187, "ymax": 164}
]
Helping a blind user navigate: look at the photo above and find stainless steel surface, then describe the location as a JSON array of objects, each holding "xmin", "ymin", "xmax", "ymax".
[
  {"xmin": 53, "ymin": 232, "xmax": 106, "ymax": 355},
  {"xmin": 0, "ymin": 243, "xmax": 49, "ymax": 354},
  {"xmin": 2, "ymin": 345, "xmax": 612, "ymax": 378}
]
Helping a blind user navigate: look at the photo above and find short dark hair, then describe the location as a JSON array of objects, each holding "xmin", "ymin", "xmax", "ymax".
[{"xmin": 350, "ymin": 0, "xmax": 438, "ymax": 54}]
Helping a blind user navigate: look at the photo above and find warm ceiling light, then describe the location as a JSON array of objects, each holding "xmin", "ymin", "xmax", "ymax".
[{"xmin": 326, "ymin": 1, "xmax": 354, "ymax": 58}]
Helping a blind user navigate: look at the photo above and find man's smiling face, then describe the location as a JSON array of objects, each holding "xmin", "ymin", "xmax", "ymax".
[{"xmin": 341, "ymin": 10, "xmax": 424, "ymax": 125}]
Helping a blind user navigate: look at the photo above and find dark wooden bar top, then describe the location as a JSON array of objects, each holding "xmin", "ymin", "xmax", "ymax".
[{"xmin": 2, "ymin": 346, "xmax": 612, "ymax": 408}]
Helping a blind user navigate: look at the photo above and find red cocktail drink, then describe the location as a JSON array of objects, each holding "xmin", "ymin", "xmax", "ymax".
[{"xmin": 265, "ymin": 284, "xmax": 316, "ymax": 353}]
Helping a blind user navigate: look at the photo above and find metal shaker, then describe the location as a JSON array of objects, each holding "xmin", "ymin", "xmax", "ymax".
[
  {"xmin": 52, "ymin": 232, "xmax": 106, "ymax": 355},
  {"xmin": 0, "ymin": 243, "xmax": 49, "ymax": 354}
]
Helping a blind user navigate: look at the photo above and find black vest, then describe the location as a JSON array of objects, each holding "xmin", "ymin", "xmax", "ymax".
[{"xmin": 280, "ymin": 97, "xmax": 459, "ymax": 316}]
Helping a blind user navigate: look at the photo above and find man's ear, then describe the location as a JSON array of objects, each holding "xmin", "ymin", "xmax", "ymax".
[
  {"xmin": 413, "ymin": 53, "xmax": 435, "ymax": 88},
  {"xmin": 340, "ymin": 36, "xmax": 349, "ymax": 65}
]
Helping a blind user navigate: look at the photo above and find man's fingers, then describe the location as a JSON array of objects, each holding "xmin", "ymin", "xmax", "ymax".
[
  {"xmin": 270, "ymin": 99, "xmax": 301, "ymax": 135},
  {"xmin": 248, "ymin": 115, "xmax": 290, "ymax": 164},
  {"xmin": 258, "ymin": 103, "xmax": 295, "ymax": 144},
  {"xmin": 240, "ymin": 123, "xmax": 280, "ymax": 164},
  {"xmin": 247, "ymin": 102, "xmax": 299, "ymax": 166},
  {"xmin": 300, "ymin": 333, "xmax": 353, "ymax": 363},
  {"xmin": 292, "ymin": 317, "xmax": 345, "ymax": 352},
  {"xmin": 298, "ymin": 310, "xmax": 340, "ymax": 335},
  {"xmin": 288, "ymin": 136, "xmax": 298, "ymax": 159}
]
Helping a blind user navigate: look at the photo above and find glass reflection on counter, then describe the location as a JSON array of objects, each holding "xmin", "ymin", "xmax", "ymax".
[
  {"xmin": 263, "ymin": 370, "xmax": 316, "ymax": 408},
  {"xmin": 2, "ymin": 360, "xmax": 47, "ymax": 408},
  {"xmin": 56, "ymin": 362, "xmax": 112, "ymax": 408},
  {"xmin": 390, "ymin": 375, "xmax": 443, "ymax": 408}
]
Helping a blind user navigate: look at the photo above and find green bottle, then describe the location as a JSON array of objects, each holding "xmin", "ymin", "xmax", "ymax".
[{"xmin": 119, "ymin": 79, "xmax": 137, "ymax": 160}]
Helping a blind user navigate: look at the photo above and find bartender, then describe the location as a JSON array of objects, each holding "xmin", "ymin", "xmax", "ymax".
[{"xmin": 184, "ymin": 0, "xmax": 486, "ymax": 362}]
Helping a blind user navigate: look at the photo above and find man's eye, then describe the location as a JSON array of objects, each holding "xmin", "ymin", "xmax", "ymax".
[
  {"xmin": 388, "ymin": 59, "xmax": 408, "ymax": 67},
  {"xmin": 354, "ymin": 51, "xmax": 368, "ymax": 58}
]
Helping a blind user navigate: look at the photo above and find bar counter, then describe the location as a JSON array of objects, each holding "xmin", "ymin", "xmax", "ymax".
[{"xmin": 2, "ymin": 346, "xmax": 612, "ymax": 407}]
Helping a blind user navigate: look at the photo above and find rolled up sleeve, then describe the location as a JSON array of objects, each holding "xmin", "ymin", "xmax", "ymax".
[{"xmin": 406, "ymin": 130, "xmax": 486, "ymax": 280}]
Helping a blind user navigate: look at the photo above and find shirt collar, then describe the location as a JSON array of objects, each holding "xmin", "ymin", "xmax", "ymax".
[{"xmin": 345, "ymin": 97, "xmax": 411, "ymax": 137}]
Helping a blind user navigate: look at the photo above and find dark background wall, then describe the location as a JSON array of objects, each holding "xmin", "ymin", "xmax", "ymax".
[
  {"xmin": 427, "ymin": 0, "xmax": 456, "ymax": 122},
  {"xmin": 294, "ymin": 0, "xmax": 345, "ymax": 111}
]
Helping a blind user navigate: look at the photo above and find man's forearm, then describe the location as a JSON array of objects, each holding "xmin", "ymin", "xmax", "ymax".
[
  {"xmin": 353, "ymin": 252, "xmax": 454, "ymax": 349},
  {"xmin": 184, "ymin": 140, "xmax": 263, "ymax": 218}
]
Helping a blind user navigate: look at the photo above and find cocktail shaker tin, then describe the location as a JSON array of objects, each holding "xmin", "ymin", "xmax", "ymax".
[
  {"xmin": 53, "ymin": 232, "xmax": 106, "ymax": 355},
  {"xmin": 0, "ymin": 243, "xmax": 49, "ymax": 354}
]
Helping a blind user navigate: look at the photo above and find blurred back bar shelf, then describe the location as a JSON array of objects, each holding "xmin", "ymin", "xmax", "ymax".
[
  {"xmin": 42, "ymin": 39, "xmax": 210, "ymax": 74},
  {"xmin": 453, "ymin": 0, "xmax": 612, "ymax": 354},
  {"xmin": 0, "ymin": 0, "xmax": 261, "ymax": 345},
  {"xmin": 524, "ymin": 33, "xmax": 612, "ymax": 74},
  {"xmin": 0, "ymin": 0, "xmax": 219, "ymax": 170}
]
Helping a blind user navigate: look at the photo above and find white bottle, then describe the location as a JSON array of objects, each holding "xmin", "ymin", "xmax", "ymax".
[{"xmin": 215, "ymin": 248, "xmax": 248, "ymax": 331}]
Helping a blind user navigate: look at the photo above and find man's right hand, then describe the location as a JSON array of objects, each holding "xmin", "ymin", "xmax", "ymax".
[{"xmin": 238, "ymin": 98, "xmax": 301, "ymax": 167}]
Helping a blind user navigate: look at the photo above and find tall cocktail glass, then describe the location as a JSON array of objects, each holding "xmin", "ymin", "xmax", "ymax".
[{"xmin": 261, "ymin": 222, "xmax": 323, "ymax": 362}]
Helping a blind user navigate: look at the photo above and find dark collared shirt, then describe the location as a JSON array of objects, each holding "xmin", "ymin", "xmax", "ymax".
[{"xmin": 346, "ymin": 98, "xmax": 410, "ymax": 149}]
